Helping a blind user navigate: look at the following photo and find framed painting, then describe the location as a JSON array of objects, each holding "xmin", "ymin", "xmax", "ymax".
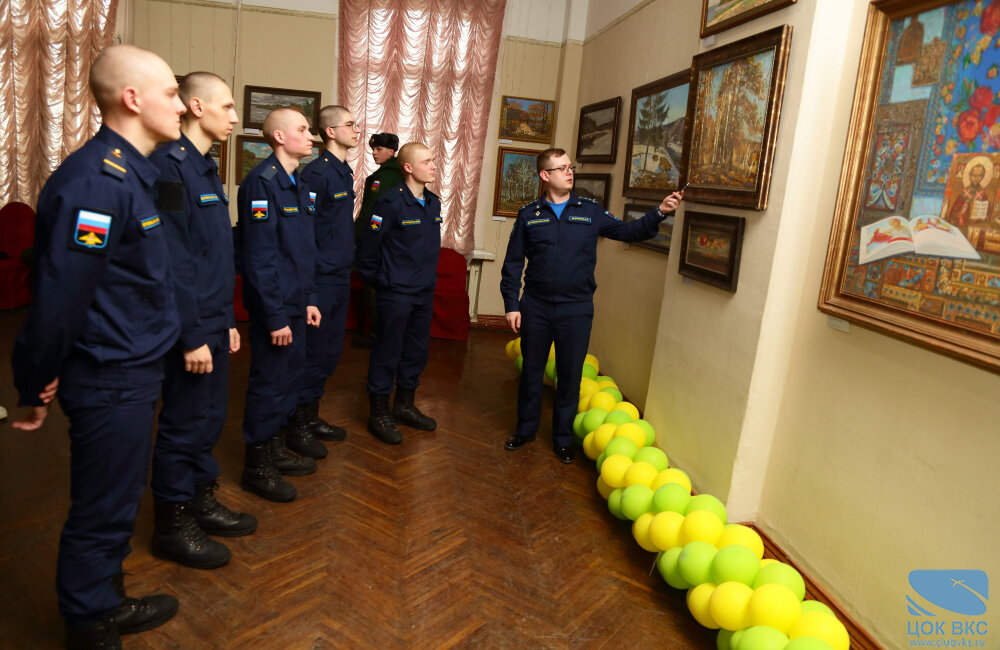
[
  {"xmin": 574, "ymin": 173, "xmax": 612, "ymax": 209},
  {"xmin": 685, "ymin": 25, "xmax": 792, "ymax": 210},
  {"xmin": 701, "ymin": 0, "xmax": 797, "ymax": 38},
  {"xmin": 624, "ymin": 203, "xmax": 673, "ymax": 254},
  {"xmin": 819, "ymin": 0, "xmax": 1000, "ymax": 371},
  {"xmin": 623, "ymin": 70, "xmax": 690, "ymax": 201},
  {"xmin": 499, "ymin": 96, "xmax": 555, "ymax": 144},
  {"xmin": 678, "ymin": 211, "xmax": 745, "ymax": 292},
  {"xmin": 243, "ymin": 85, "xmax": 321, "ymax": 130},
  {"xmin": 235, "ymin": 136, "xmax": 320, "ymax": 184},
  {"xmin": 209, "ymin": 140, "xmax": 228, "ymax": 184},
  {"xmin": 576, "ymin": 96, "xmax": 622, "ymax": 163},
  {"xmin": 493, "ymin": 146, "xmax": 542, "ymax": 217}
]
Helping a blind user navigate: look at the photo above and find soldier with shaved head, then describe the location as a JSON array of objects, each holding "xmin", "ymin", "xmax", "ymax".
[
  {"xmin": 10, "ymin": 44, "xmax": 185, "ymax": 648},
  {"xmin": 235, "ymin": 107, "xmax": 321, "ymax": 502},
  {"xmin": 147, "ymin": 71, "xmax": 257, "ymax": 572},
  {"xmin": 356, "ymin": 142, "xmax": 441, "ymax": 444}
]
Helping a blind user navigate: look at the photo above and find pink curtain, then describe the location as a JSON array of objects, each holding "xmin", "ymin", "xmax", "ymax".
[
  {"xmin": 339, "ymin": 0, "xmax": 507, "ymax": 256},
  {"xmin": 0, "ymin": 0, "xmax": 119, "ymax": 207}
]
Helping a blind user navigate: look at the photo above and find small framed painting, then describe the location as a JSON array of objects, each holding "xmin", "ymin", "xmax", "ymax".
[
  {"xmin": 701, "ymin": 0, "xmax": 797, "ymax": 38},
  {"xmin": 574, "ymin": 173, "xmax": 612, "ymax": 209},
  {"xmin": 624, "ymin": 202, "xmax": 673, "ymax": 254},
  {"xmin": 576, "ymin": 96, "xmax": 622, "ymax": 163},
  {"xmin": 499, "ymin": 95, "xmax": 556, "ymax": 143},
  {"xmin": 243, "ymin": 85, "xmax": 321, "ymax": 130},
  {"xmin": 235, "ymin": 136, "xmax": 320, "ymax": 184},
  {"xmin": 678, "ymin": 211, "xmax": 745, "ymax": 292},
  {"xmin": 209, "ymin": 140, "xmax": 228, "ymax": 184},
  {"xmin": 493, "ymin": 146, "xmax": 543, "ymax": 217}
]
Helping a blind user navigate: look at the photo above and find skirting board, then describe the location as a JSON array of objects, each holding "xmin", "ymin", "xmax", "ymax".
[{"xmin": 471, "ymin": 314, "xmax": 509, "ymax": 331}]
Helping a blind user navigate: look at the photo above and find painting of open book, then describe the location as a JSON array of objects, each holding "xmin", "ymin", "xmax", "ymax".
[{"xmin": 858, "ymin": 215, "xmax": 980, "ymax": 264}]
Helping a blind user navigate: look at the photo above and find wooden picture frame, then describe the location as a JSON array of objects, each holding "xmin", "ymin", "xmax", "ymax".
[
  {"xmin": 623, "ymin": 71, "xmax": 691, "ymax": 201},
  {"xmin": 209, "ymin": 139, "xmax": 228, "ymax": 184},
  {"xmin": 679, "ymin": 211, "xmax": 745, "ymax": 292},
  {"xmin": 576, "ymin": 96, "xmax": 622, "ymax": 163},
  {"xmin": 819, "ymin": 0, "xmax": 1000, "ymax": 372},
  {"xmin": 499, "ymin": 95, "xmax": 556, "ymax": 144},
  {"xmin": 493, "ymin": 146, "xmax": 543, "ymax": 217},
  {"xmin": 235, "ymin": 136, "xmax": 320, "ymax": 185},
  {"xmin": 624, "ymin": 203, "xmax": 673, "ymax": 254},
  {"xmin": 243, "ymin": 85, "xmax": 321, "ymax": 130},
  {"xmin": 685, "ymin": 25, "xmax": 792, "ymax": 210},
  {"xmin": 701, "ymin": 0, "xmax": 797, "ymax": 38},
  {"xmin": 574, "ymin": 173, "xmax": 612, "ymax": 209}
]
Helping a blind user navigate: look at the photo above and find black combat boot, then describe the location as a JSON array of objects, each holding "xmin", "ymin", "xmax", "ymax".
[
  {"xmin": 307, "ymin": 398, "xmax": 346, "ymax": 441},
  {"xmin": 392, "ymin": 388, "xmax": 437, "ymax": 431},
  {"xmin": 270, "ymin": 430, "xmax": 318, "ymax": 475},
  {"xmin": 110, "ymin": 571, "xmax": 179, "ymax": 635},
  {"xmin": 65, "ymin": 618, "xmax": 121, "ymax": 650},
  {"xmin": 241, "ymin": 442, "xmax": 297, "ymax": 502},
  {"xmin": 190, "ymin": 482, "xmax": 258, "ymax": 537},
  {"xmin": 285, "ymin": 405, "xmax": 328, "ymax": 459},
  {"xmin": 368, "ymin": 393, "xmax": 402, "ymax": 444},
  {"xmin": 151, "ymin": 501, "xmax": 231, "ymax": 569}
]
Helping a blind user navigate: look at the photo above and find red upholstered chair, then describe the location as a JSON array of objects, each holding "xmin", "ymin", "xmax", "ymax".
[
  {"xmin": 0, "ymin": 202, "xmax": 36, "ymax": 309},
  {"xmin": 431, "ymin": 247, "xmax": 470, "ymax": 341}
]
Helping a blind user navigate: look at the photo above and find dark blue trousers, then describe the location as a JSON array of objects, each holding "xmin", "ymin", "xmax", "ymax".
[
  {"xmin": 151, "ymin": 329, "xmax": 231, "ymax": 502},
  {"xmin": 516, "ymin": 294, "xmax": 593, "ymax": 447},
  {"xmin": 243, "ymin": 315, "xmax": 306, "ymax": 444},
  {"xmin": 366, "ymin": 289, "xmax": 433, "ymax": 395},
  {"xmin": 55, "ymin": 367, "xmax": 162, "ymax": 626},
  {"xmin": 301, "ymin": 273, "xmax": 350, "ymax": 403}
]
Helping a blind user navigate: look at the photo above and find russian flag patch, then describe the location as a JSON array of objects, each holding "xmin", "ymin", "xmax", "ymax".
[
  {"xmin": 73, "ymin": 209, "xmax": 112, "ymax": 251},
  {"xmin": 370, "ymin": 214, "xmax": 383, "ymax": 231},
  {"xmin": 251, "ymin": 200, "xmax": 268, "ymax": 221}
]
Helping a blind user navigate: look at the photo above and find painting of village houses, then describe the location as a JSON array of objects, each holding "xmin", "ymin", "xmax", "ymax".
[{"xmin": 499, "ymin": 96, "xmax": 555, "ymax": 143}]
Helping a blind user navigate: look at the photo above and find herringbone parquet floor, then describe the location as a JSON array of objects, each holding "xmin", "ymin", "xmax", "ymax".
[{"xmin": 0, "ymin": 310, "xmax": 715, "ymax": 649}]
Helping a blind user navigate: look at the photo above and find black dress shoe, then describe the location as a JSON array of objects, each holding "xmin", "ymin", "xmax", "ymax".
[
  {"xmin": 504, "ymin": 434, "xmax": 536, "ymax": 451},
  {"xmin": 553, "ymin": 445, "xmax": 576, "ymax": 464},
  {"xmin": 115, "ymin": 594, "xmax": 179, "ymax": 634}
]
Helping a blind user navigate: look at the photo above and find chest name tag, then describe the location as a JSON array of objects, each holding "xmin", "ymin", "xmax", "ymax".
[
  {"xmin": 568, "ymin": 216, "xmax": 592, "ymax": 224},
  {"xmin": 282, "ymin": 206, "xmax": 299, "ymax": 214},
  {"xmin": 198, "ymin": 193, "xmax": 220, "ymax": 205},
  {"xmin": 435, "ymin": 215, "xmax": 442, "ymax": 223},
  {"xmin": 370, "ymin": 215, "xmax": 383, "ymax": 231},
  {"xmin": 401, "ymin": 219, "xmax": 421, "ymax": 227},
  {"xmin": 141, "ymin": 215, "xmax": 162, "ymax": 231},
  {"xmin": 251, "ymin": 200, "xmax": 268, "ymax": 221},
  {"xmin": 333, "ymin": 191, "xmax": 349, "ymax": 199},
  {"xmin": 73, "ymin": 209, "xmax": 112, "ymax": 251},
  {"xmin": 526, "ymin": 218, "xmax": 550, "ymax": 227}
]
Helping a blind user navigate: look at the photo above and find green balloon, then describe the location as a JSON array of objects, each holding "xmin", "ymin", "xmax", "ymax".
[
  {"xmin": 736, "ymin": 626, "xmax": 788, "ymax": 650},
  {"xmin": 651, "ymin": 482, "xmax": 691, "ymax": 514},
  {"xmin": 633, "ymin": 446, "xmax": 668, "ymax": 471},
  {"xmin": 620, "ymin": 484, "xmax": 655, "ymax": 520},
  {"xmin": 656, "ymin": 546, "xmax": 690, "ymax": 590},
  {"xmin": 515, "ymin": 355, "xmax": 523, "ymax": 372},
  {"xmin": 544, "ymin": 358, "xmax": 557, "ymax": 381},
  {"xmin": 572, "ymin": 412, "xmax": 587, "ymax": 439},
  {"xmin": 729, "ymin": 630, "xmax": 744, "ymax": 650},
  {"xmin": 800, "ymin": 600, "xmax": 836, "ymax": 617},
  {"xmin": 753, "ymin": 562, "xmax": 806, "ymax": 600},
  {"xmin": 582, "ymin": 408, "xmax": 609, "ymax": 434},
  {"xmin": 603, "ymin": 437, "xmax": 639, "ymax": 460},
  {"xmin": 716, "ymin": 630, "xmax": 734, "ymax": 650},
  {"xmin": 607, "ymin": 488, "xmax": 628, "ymax": 520},
  {"xmin": 599, "ymin": 386, "xmax": 623, "ymax": 402},
  {"xmin": 603, "ymin": 409, "xmax": 633, "ymax": 426},
  {"xmin": 635, "ymin": 419, "xmax": 656, "ymax": 445},
  {"xmin": 784, "ymin": 638, "xmax": 834, "ymax": 650},
  {"xmin": 582, "ymin": 363, "xmax": 598, "ymax": 380},
  {"xmin": 676, "ymin": 541, "xmax": 717, "ymax": 586},
  {"xmin": 710, "ymin": 544, "xmax": 760, "ymax": 586},
  {"xmin": 596, "ymin": 375, "xmax": 615, "ymax": 386},
  {"xmin": 595, "ymin": 451, "xmax": 607, "ymax": 472},
  {"xmin": 685, "ymin": 493, "xmax": 728, "ymax": 524}
]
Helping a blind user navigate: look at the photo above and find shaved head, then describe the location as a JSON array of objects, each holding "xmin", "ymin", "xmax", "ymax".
[
  {"xmin": 263, "ymin": 107, "xmax": 306, "ymax": 146},
  {"xmin": 398, "ymin": 142, "xmax": 430, "ymax": 167},
  {"xmin": 90, "ymin": 45, "xmax": 174, "ymax": 114},
  {"xmin": 318, "ymin": 105, "xmax": 349, "ymax": 143},
  {"xmin": 179, "ymin": 71, "xmax": 227, "ymax": 107}
]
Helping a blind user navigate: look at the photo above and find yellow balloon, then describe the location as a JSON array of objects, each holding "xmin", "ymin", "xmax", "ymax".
[
  {"xmin": 678, "ymin": 509, "xmax": 724, "ymax": 546},
  {"xmin": 587, "ymin": 391, "xmax": 617, "ymax": 412},
  {"xmin": 648, "ymin": 510, "xmax": 685, "ymax": 551},
  {"xmin": 632, "ymin": 512, "xmax": 658, "ymax": 552},
  {"xmin": 747, "ymin": 583, "xmax": 802, "ymax": 634},
  {"xmin": 593, "ymin": 423, "xmax": 618, "ymax": 453},
  {"xmin": 788, "ymin": 611, "xmax": 850, "ymax": 650},
  {"xmin": 596, "ymin": 475, "xmax": 613, "ymax": 500},
  {"xmin": 613, "ymin": 422, "xmax": 646, "ymax": 448},
  {"xmin": 505, "ymin": 339, "xmax": 517, "ymax": 360},
  {"xmin": 708, "ymin": 581, "xmax": 753, "ymax": 631},
  {"xmin": 613, "ymin": 401, "xmax": 640, "ymax": 420},
  {"xmin": 623, "ymin": 461, "xmax": 658, "ymax": 488},
  {"xmin": 596, "ymin": 377, "xmax": 617, "ymax": 388},
  {"xmin": 686, "ymin": 582, "xmax": 720, "ymax": 629},
  {"xmin": 513, "ymin": 337, "xmax": 521, "ymax": 357},
  {"xmin": 600, "ymin": 454, "xmax": 633, "ymax": 488},
  {"xmin": 578, "ymin": 395, "xmax": 590, "ymax": 413},
  {"xmin": 651, "ymin": 468, "xmax": 692, "ymax": 492},
  {"xmin": 717, "ymin": 524, "xmax": 765, "ymax": 560},
  {"xmin": 584, "ymin": 353, "xmax": 599, "ymax": 373},
  {"xmin": 579, "ymin": 376, "xmax": 599, "ymax": 399},
  {"xmin": 548, "ymin": 343, "xmax": 556, "ymax": 361},
  {"xmin": 582, "ymin": 432, "xmax": 599, "ymax": 460}
]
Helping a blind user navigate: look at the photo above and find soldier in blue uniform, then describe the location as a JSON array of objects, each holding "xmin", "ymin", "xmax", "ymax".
[
  {"xmin": 356, "ymin": 142, "xmax": 441, "ymax": 444},
  {"xmin": 294, "ymin": 105, "xmax": 360, "ymax": 446},
  {"xmin": 236, "ymin": 108, "xmax": 321, "ymax": 502},
  {"xmin": 500, "ymin": 148, "xmax": 682, "ymax": 464},
  {"xmin": 10, "ymin": 45, "xmax": 186, "ymax": 649},
  {"xmin": 148, "ymin": 72, "xmax": 257, "ymax": 570}
]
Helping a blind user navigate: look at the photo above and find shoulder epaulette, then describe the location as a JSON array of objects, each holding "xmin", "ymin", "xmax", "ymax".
[
  {"xmin": 520, "ymin": 199, "xmax": 538, "ymax": 210},
  {"xmin": 167, "ymin": 143, "xmax": 188, "ymax": 162},
  {"xmin": 101, "ymin": 147, "xmax": 128, "ymax": 180},
  {"xmin": 260, "ymin": 164, "xmax": 279, "ymax": 181},
  {"xmin": 580, "ymin": 196, "xmax": 600, "ymax": 205}
]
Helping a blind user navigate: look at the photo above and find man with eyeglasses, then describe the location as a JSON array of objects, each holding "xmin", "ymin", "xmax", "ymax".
[
  {"xmin": 500, "ymin": 147, "xmax": 682, "ymax": 464},
  {"xmin": 292, "ymin": 106, "xmax": 360, "ymax": 452}
]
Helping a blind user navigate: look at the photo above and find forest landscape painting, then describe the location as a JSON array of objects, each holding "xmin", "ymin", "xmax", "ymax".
[{"xmin": 623, "ymin": 70, "xmax": 690, "ymax": 201}]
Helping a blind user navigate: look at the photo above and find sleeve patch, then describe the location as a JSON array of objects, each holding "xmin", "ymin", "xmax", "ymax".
[
  {"xmin": 72, "ymin": 209, "xmax": 113, "ymax": 252},
  {"xmin": 605, "ymin": 210, "xmax": 621, "ymax": 221},
  {"xmin": 251, "ymin": 200, "xmax": 269, "ymax": 221},
  {"xmin": 371, "ymin": 180, "xmax": 381, "ymax": 191},
  {"xmin": 370, "ymin": 214, "xmax": 383, "ymax": 231}
]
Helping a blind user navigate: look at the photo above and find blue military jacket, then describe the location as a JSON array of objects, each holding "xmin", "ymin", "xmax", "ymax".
[
  {"xmin": 299, "ymin": 150, "xmax": 355, "ymax": 286},
  {"xmin": 149, "ymin": 133, "xmax": 235, "ymax": 351},
  {"xmin": 236, "ymin": 153, "xmax": 316, "ymax": 332},
  {"xmin": 356, "ymin": 183, "xmax": 441, "ymax": 295},
  {"xmin": 12, "ymin": 125, "xmax": 180, "ymax": 405},
  {"xmin": 500, "ymin": 193, "xmax": 666, "ymax": 311}
]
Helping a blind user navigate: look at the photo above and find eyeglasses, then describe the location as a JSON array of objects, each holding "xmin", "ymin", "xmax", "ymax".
[
  {"xmin": 544, "ymin": 164, "xmax": 577, "ymax": 174},
  {"xmin": 330, "ymin": 121, "xmax": 357, "ymax": 130}
]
